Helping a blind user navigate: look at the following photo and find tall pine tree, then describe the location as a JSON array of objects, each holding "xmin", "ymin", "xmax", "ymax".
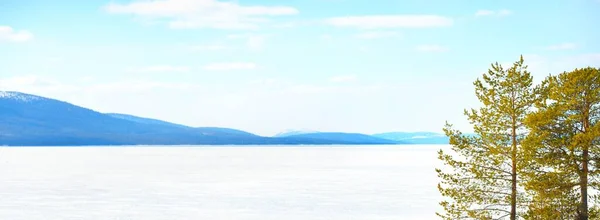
[
  {"xmin": 436, "ymin": 56, "xmax": 537, "ymax": 220},
  {"xmin": 523, "ymin": 67, "xmax": 600, "ymax": 220}
]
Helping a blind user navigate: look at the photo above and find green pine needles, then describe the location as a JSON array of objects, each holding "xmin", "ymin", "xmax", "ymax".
[{"xmin": 436, "ymin": 56, "xmax": 600, "ymax": 220}]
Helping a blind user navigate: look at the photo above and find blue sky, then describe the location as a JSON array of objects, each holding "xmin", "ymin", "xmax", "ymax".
[{"xmin": 1, "ymin": 0, "xmax": 599, "ymax": 136}]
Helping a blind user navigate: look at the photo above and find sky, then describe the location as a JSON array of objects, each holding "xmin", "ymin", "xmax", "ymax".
[{"xmin": 0, "ymin": 0, "xmax": 599, "ymax": 136}]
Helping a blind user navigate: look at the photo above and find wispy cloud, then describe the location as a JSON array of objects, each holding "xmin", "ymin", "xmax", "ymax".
[
  {"xmin": 189, "ymin": 44, "xmax": 231, "ymax": 51},
  {"xmin": 89, "ymin": 81, "xmax": 197, "ymax": 92},
  {"xmin": 325, "ymin": 15, "xmax": 453, "ymax": 29},
  {"xmin": 0, "ymin": 76, "xmax": 199, "ymax": 102},
  {"xmin": 246, "ymin": 35, "xmax": 266, "ymax": 50},
  {"xmin": 329, "ymin": 75, "xmax": 357, "ymax": 83},
  {"xmin": 286, "ymin": 84, "xmax": 334, "ymax": 94},
  {"xmin": 249, "ymin": 78, "xmax": 279, "ymax": 86},
  {"xmin": 227, "ymin": 33, "xmax": 268, "ymax": 51},
  {"xmin": 358, "ymin": 46, "xmax": 370, "ymax": 52},
  {"xmin": 130, "ymin": 65, "xmax": 191, "ymax": 73},
  {"xmin": 321, "ymin": 34, "xmax": 333, "ymax": 40},
  {"xmin": 475, "ymin": 9, "xmax": 512, "ymax": 17},
  {"xmin": 355, "ymin": 31, "xmax": 400, "ymax": 39},
  {"xmin": 500, "ymin": 53, "xmax": 600, "ymax": 81},
  {"xmin": 0, "ymin": 76, "xmax": 60, "ymax": 88},
  {"xmin": 545, "ymin": 43, "xmax": 577, "ymax": 50},
  {"xmin": 103, "ymin": 0, "xmax": 299, "ymax": 30},
  {"xmin": 271, "ymin": 23, "xmax": 295, "ymax": 28},
  {"xmin": 203, "ymin": 62, "xmax": 257, "ymax": 71},
  {"xmin": 416, "ymin": 44, "xmax": 448, "ymax": 52},
  {"xmin": 0, "ymin": 26, "xmax": 33, "ymax": 42}
]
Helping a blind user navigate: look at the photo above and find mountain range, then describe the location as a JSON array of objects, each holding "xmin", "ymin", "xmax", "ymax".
[{"xmin": 0, "ymin": 91, "xmax": 453, "ymax": 146}]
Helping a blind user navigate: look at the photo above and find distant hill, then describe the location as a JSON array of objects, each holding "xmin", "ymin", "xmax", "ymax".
[
  {"xmin": 372, "ymin": 132, "xmax": 449, "ymax": 144},
  {"xmin": 372, "ymin": 132, "xmax": 479, "ymax": 144},
  {"xmin": 274, "ymin": 129, "xmax": 320, "ymax": 137},
  {"xmin": 107, "ymin": 113, "xmax": 189, "ymax": 129},
  {"xmin": 108, "ymin": 113, "xmax": 257, "ymax": 137},
  {"xmin": 285, "ymin": 132, "xmax": 404, "ymax": 145},
  {"xmin": 0, "ymin": 91, "xmax": 250, "ymax": 145},
  {"xmin": 195, "ymin": 127, "xmax": 258, "ymax": 137},
  {"xmin": 0, "ymin": 91, "xmax": 405, "ymax": 146}
]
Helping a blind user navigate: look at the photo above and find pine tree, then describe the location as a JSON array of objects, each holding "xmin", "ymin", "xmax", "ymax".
[
  {"xmin": 522, "ymin": 67, "xmax": 600, "ymax": 220},
  {"xmin": 436, "ymin": 56, "xmax": 537, "ymax": 220}
]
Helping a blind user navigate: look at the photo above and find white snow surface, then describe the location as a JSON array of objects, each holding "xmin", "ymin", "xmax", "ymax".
[
  {"xmin": 0, "ymin": 145, "xmax": 445, "ymax": 220},
  {"xmin": 0, "ymin": 91, "xmax": 41, "ymax": 102}
]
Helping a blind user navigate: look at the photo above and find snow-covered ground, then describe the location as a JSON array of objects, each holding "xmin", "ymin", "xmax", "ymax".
[{"xmin": 0, "ymin": 145, "xmax": 445, "ymax": 220}]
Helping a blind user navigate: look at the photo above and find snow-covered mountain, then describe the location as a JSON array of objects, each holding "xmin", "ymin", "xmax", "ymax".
[
  {"xmin": 283, "ymin": 132, "xmax": 403, "ymax": 144},
  {"xmin": 0, "ymin": 91, "xmax": 406, "ymax": 146},
  {"xmin": 274, "ymin": 129, "xmax": 320, "ymax": 137},
  {"xmin": 372, "ymin": 132, "xmax": 450, "ymax": 144},
  {"xmin": 275, "ymin": 130, "xmax": 452, "ymax": 144},
  {"xmin": 0, "ymin": 91, "xmax": 42, "ymax": 102}
]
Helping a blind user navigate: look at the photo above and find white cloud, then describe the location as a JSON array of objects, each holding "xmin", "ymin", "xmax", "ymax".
[
  {"xmin": 355, "ymin": 31, "xmax": 400, "ymax": 39},
  {"xmin": 0, "ymin": 76, "xmax": 77, "ymax": 97},
  {"xmin": 202, "ymin": 62, "xmax": 257, "ymax": 71},
  {"xmin": 474, "ymin": 10, "xmax": 494, "ymax": 16},
  {"xmin": 130, "ymin": 65, "xmax": 191, "ymax": 73},
  {"xmin": 568, "ymin": 53, "xmax": 600, "ymax": 66},
  {"xmin": 329, "ymin": 75, "xmax": 357, "ymax": 83},
  {"xmin": 0, "ymin": 75, "xmax": 197, "ymax": 94},
  {"xmin": 89, "ymin": 81, "xmax": 196, "ymax": 92},
  {"xmin": 286, "ymin": 84, "xmax": 334, "ymax": 94},
  {"xmin": 226, "ymin": 34, "xmax": 249, "ymax": 39},
  {"xmin": 79, "ymin": 76, "xmax": 96, "ymax": 83},
  {"xmin": 358, "ymin": 46, "xmax": 370, "ymax": 52},
  {"xmin": 271, "ymin": 20, "xmax": 317, "ymax": 29},
  {"xmin": 325, "ymin": 15, "xmax": 453, "ymax": 29},
  {"xmin": 547, "ymin": 53, "xmax": 600, "ymax": 70},
  {"xmin": 545, "ymin": 43, "xmax": 577, "ymax": 50},
  {"xmin": 496, "ymin": 53, "xmax": 600, "ymax": 83},
  {"xmin": 475, "ymin": 9, "xmax": 512, "ymax": 17},
  {"xmin": 190, "ymin": 44, "xmax": 230, "ymax": 51},
  {"xmin": 416, "ymin": 44, "xmax": 448, "ymax": 52},
  {"xmin": 249, "ymin": 78, "xmax": 279, "ymax": 86},
  {"xmin": 0, "ymin": 76, "xmax": 57, "ymax": 88},
  {"xmin": 321, "ymin": 34, "xmax": 333, "ymax": 40},
  {"xmin": 0, "ymin": 26, "xmax": 33, "ymax": 42},
  {"xmin": 227, "ymin": 33, "xmax": 268, "ymax": 50},
  {"xmin": 47, "ymin": 57, "xmax": 65, "ymax": 63},
  {"xmin": 246, "ymin": 35, "xmax": 266, "ymax": 50},
  {"xmin": 0, "ymin": 76, "xmax": 95, "ymax": 96},
  {"xmin": 498, "ymin": 10, "xmax": 512, "ymax": 16},
  {"xmin": 271, "ymin": 22, "xmax": 295, "ymax": 28},
  {"xmin": 104, "ymin": 0, "xmax": 299, "ymax": 30}
]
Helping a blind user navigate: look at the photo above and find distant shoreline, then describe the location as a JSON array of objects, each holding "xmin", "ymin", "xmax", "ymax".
[{"xmin": 1, "ymin": 143, "xmax": 450, "ymax": 147}]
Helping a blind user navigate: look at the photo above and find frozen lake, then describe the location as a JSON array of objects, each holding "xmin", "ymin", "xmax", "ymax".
[{"xmin": 0, "ymin": 145, "xmax": 445, "ymax": 220}]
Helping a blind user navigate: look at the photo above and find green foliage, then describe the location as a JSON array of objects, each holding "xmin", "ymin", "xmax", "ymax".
[
  {"xmin": 436, "ymin": 56, "xmax": 537, "ymax": 220},
  {"xmin": 523, "ymin": 67, "xmax": 600, "ymax": 219},
  {"xmin": 436, "ymin": 56, "xmax": 600, "ymax": 219}
]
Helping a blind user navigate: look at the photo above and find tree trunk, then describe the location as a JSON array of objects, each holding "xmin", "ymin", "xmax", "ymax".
[
  {"xmin": 579, "ymin": 113, "xmax": 590, "ymax": 220},
  {"xmin": 511, "ymin": 122, "xmax": 517, "ymax": 220},
  {"xmin": 579, "ymin": 150, "xmax": 589, "ymax": 220}
]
